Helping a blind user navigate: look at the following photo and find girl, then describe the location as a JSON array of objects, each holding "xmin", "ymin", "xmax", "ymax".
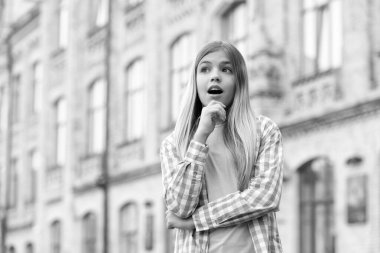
[{"xmin": 160, "ymin": 41, "xmax": 283, "ymax": 253}]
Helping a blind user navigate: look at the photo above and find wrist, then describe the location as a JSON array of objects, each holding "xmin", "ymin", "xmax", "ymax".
[{"xmin": 193, "ymin": 131, "xmax": 209, "ymax": 144}]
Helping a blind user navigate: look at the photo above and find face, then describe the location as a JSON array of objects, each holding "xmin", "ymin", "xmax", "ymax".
[{"xmin": 196, "ymin": 50, "xmax": 236, "ymax": 107}]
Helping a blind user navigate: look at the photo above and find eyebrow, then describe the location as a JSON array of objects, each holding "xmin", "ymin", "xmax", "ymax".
[{"xmin": 199, "ymin": 60, "xmax": 232, "ymax": 65}]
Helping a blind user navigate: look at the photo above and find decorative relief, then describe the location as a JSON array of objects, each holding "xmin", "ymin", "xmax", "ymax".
[
  {"xmin": 7, "ymin": 207, "xmax": 34, "ymax": 230},
  {"xmin": 87, "ymin": 28, "xmax": 106, "ymax": 53},
  {"xmin": 50, "ymin": 49, "xmax": 66, "ymax": 86},
  {"xmin": 125, "ymin": 12, "xmax": 145, "ymax": 30},
  {"xmin": 166, "ymin": 1, "xmax": 195, "ymax": 25},
  {"xmin": 46, "ymin": 165, "xmax": 63, "ymax": 202},
  {"xmin": 114, "ymin": 141, "xmax": 144, "ymax": 172},
  {"xmin": 75, "ymin": 154, "xmax": 102, "ymax": 186},
  {"xmin": 124, "ymin": 1, "xmax": 145, "ymax": 31},
  {"xmin": 248, "ymin": 52, "xmax": 283, "ymax": 98},
  {"xmin": 292, "ymin": 71, "xmax": 340, "ymax": 113}
]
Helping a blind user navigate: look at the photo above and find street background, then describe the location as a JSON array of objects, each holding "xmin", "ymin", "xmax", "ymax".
[{"xmin": 0, "ymin": 0, "xmax": 380, "ymax": 253}]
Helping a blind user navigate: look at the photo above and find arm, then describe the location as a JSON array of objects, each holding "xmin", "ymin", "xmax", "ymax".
[
  {"xmin": 160, "ymin": 135, "xmax": 208, "ymax": 218},
  {"xmin": 161, "ymin": 101, "xmax": 227, "ymax": 218},
  {"xmin": 192, "ymin": 122, "xmax": 283, "ymax": 232}
]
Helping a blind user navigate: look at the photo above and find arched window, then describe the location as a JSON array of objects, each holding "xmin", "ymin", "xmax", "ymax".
[
  {"xmin": 298, "ymin": 158, "xmax": 335, "ymax": 253},
  {"xmin": 8, "ymin": 246, "xmax": 15, "ymax": 253},
  {"xmin": 50, "ymin": 220, "xmax": 61, "ymax": 253},
  {"xmin": 223, "ymin": 3, "xmax": 248, "ymax": 58},
  {"xmin": 120, "ymin": 203, "xmax": 138, "ymax": 253},
  {"xmin": 26, "ymin": 243, "xmax": 33, "ymax": 253},
  {"xmin": 170, "ymin": 33, "xmax": 195, "ymax": 122},
  {"xmin": 124, "ymin": 59, "xmax": 145, "ymax": 142},
  {"xmin": 83, "ymin": 213, "xmax": 97, "ymax": 253},
  {"xmin": 88, "ymin": 79, "xmax": 106, "ymax": 154}
]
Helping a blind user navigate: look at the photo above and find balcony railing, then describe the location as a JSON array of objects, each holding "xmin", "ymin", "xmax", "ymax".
[
  {"xmin": 75, "ymin": 153, "xmax": 103, "ymax": 189},
  {"xmin": 291, "ymin": 70, "xmax": 341, "ymax": 116},
  {"xmin": 46, "ymin": 165, "xmax": 63, "ymax": 202}
]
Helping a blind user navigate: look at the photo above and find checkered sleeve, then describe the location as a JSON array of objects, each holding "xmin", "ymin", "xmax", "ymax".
[
  {"xmin": 192, "ymin": 121, "xmax": 283, "ymax": 231},
  {"xmin": 160, "ymin": 134, "xmax": 209, "ymax": 218}
]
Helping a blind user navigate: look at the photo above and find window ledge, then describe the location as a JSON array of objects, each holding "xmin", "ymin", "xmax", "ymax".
[
  {"xmin": 124, "ymin": 1, "xmax": 145, "ymax": 14},
  {"xmin": 50, "ymin": 47, "xmax": 66, "ymax": 59},
  {"xmin": 117, "ymin": 138, "xmax": 142, "ymax": 149},
  {"xmin": 293, "ymin": 68, "xmax": 339, "ymax": 87},
  {"xmin": 87, "ymin": 25, "xmax": 106, "ymax": 39}
]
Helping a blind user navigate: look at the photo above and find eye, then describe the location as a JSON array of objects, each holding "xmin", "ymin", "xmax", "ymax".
[
  {"xmin": 199, "ymin": 66, "xmax": 210, "ymax": 73},
  {"xmin": 222, "ymin": 67, "xmax": 233, "ymax": 73}
]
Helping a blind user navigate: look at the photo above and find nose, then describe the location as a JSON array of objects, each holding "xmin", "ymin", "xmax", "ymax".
[{"xmin": 210, "ymin": 69, "xmax": 221, "ymax": 82}]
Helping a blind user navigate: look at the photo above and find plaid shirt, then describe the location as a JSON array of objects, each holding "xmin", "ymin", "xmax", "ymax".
[{"xmin": 160, "ymin": 115, "xmax": 283, "ymax": 253}]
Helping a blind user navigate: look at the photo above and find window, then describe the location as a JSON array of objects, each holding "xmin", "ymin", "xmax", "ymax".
[
  {"xmin": 26, "ymin": 243, "xmax": 33, "ymax": 253},
  {"xmin": 301, "ymin": 0, "xmax": 342, "ymax": 76},
  {"xmin": 299, "ymin": 158, "xmax": 335, "ymax": 253},
  {"xmin": 88, "ymin": 80, "xmax": 105, "ymax": 154},
  {"xmin": 0, "ymin": 86, "xmax": 4, "ymax": 131},
  {"xmin": 124, "ymin": 59, "xmax": 145, "ymax": 142},
  {"xmin": 31, "ymin": 62, "xmax": 42, "ymax": 114},
  {"xmin": 89, "ymin": 0, "xmax": 108, "ymax": 28},
  {"xmin": 9, "ymin": 158, "xmax": 18, "ymax": 209},
  {"xmin": 170, "ymin": 34, "xmax": 195, "ymax": 122},
  {"xmin": 54, "ymin": 98, "xmax": 67, "ymax": 166},
  {"xmin": 12, "ymin": 75, "xmax": 21, "ymax": 124},
  {"xmin": 26, "ymin": 150, "xmax": 39, "ymax": 204},
  {"xmin": 83, "ymin": 213, "xmax": 97, "ymax": 253},
  {"xmin": 51, "ymin": 220, "xmax": 61, "ymax": 253},
  {"xmin": 57, "ymin": 0, "xmax": 69, "ymax": 49},
  {"xmin": 120, "ymin": 203, "xmax": 138, "ymax": 253},
  {"xmin": 144, "ymin": 201, "xmax": 154, "ymax": 251},
  {"xmin": 223, "ymin": 3, "xmax": 248, "ymax": 58}
]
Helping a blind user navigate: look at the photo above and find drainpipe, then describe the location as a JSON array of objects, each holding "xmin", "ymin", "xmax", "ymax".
[{"xmin": 97, "ymin": 1, "xmax": 113, "ymax": 253}]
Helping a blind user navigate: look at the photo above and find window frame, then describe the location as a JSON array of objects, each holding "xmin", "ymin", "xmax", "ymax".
[
  {"xmin": 11, "ymin": 74, "xmax": 21, "ymax": 124},
  {"xmin": 89, "ymin": 0, "xmax": 109, "ymax": 29},
  {"xmin": 31, "ymin": 61, "xmax": 41, "ymax": 114},
  {"xmin": 222, "ymin": 2, "xmax": 248, "ymax": 58},
  {"xmin": 300, "ymin": 0, "xmax": 342, "ymax": 77},
  {"xmin": 9, "ymin": 158, "xmax": 18, "ymax": 209},
  {"xmin": 51, "ymin": 220, "xmax": 61, "ymax": 253},
  {"xmin": 57, "ymin": 0, "xmax": 69, "ymax": 49},
  {"xmin": 120, "ymin": 202, "xmax": 139, "ymax": 253},
  {"xmin": 54, "ymin": 98, "xmax": 67, "ymax": 166},
  {"xmin": 83, "ymin": 213, "xmax": 97, "ymax": 253},
  {"xmin": 124, "ymin": 58, "xmax": 145, "ymax": 143},
  {"xmin": 87, "ymin": 79, "xmax": 106, "ymax": 154},
  {"xmin": 298, "ymin": 158, "xmax": 335, "ymax": 253},
  {"xmin": 169, "ymin": 33, "xmax": 194, "ymax": 124}
]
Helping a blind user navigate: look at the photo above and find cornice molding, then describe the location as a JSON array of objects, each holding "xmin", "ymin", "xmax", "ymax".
[
  {"xmin": 73, "ymin": 162, "xmax": 161, "ymax": 194},
  {"xmin": 280, "ymin": 97, "xmax": 380, "ymax": 137},
  {"xmin": 9, "ymin": 6, "xmax": 40, "ymax": 41}
]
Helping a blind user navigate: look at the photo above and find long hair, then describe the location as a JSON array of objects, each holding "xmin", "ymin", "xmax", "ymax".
[{"xmin": 173, "ymin": 41, "xmax": 257, "ymax": 191}]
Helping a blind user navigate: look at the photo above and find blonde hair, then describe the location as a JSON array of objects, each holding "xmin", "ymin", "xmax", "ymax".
[{"xmin": 174, "ymin": 41, "xmax": 257, "ymax": 191}]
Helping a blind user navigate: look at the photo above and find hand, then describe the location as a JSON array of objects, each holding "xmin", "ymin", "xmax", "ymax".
[
  {"xmin": 194, "ymin": 100, "xmax": 226, "ymax": 142},
  {"xmin": 166, "ymin": 211, "xmax": 195, "ymax": 230}
]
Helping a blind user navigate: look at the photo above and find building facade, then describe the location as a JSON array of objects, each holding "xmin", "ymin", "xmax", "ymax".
[{"xmin": 0, "ymin": 0, "xmax": 380, "ymax": 253}]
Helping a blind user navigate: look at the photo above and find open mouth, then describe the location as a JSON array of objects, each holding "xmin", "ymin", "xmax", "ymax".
[{"xmin": 207, "ymin": 85, "xmax": 223, "ymax": 95}]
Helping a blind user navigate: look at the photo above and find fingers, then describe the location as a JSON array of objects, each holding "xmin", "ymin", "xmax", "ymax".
[
  {"xmin": 166, "ymin": 211, "xmax": 174, "ymax": 229},
  {"xmin": 208, "ymin": 100, "xmax": 226, "ymax": 108},
  {"xmin": 205, "ymin": 103, "xmax": 226, "ymax": 122}
]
